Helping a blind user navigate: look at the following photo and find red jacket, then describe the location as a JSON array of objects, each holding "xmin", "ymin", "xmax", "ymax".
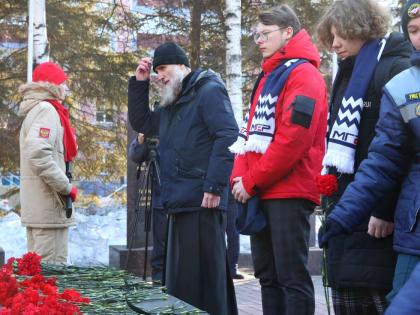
[{"xmin": 231, "ymin": 29, "xmax": 327, "ymax": 205}]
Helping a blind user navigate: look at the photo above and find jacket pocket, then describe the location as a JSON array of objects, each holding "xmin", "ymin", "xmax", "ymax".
[
  {"xmin": 407, "ymin": 189, "xmax": 420, "ymax": 232},
  {"xmin": 395, "ymin": 197, "xmax": 419, "ymax": 232},
  {"xmin": 290, "ymin": 95, "xmax": 315, "ymax": 129},
  {"xmin": 54, "ymin": 191, "xmax": 66, "ymax": 208},
  {"xmin": 410, "ymin": 192, "xmax": 420, "ymax": 232},
  {"xmin": 409, "ymin": 207, "xmax": 420, "ymax": 232},
  {"xmin": 176, "ymin": 165, "xmax": 206, "ymax": 179},
  {"xmin": 175, "ymin": 155, "xmax": 206, "ymax": 179}
]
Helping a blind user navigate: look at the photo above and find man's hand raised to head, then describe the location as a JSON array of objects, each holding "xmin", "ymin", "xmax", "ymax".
[
  {"xmin": 136, "ymin": 57, "xmax": 152, "ymax": 81},
  {"xmin": 137, "ymin": 133, "xmax": 145, "ymax": 144}
]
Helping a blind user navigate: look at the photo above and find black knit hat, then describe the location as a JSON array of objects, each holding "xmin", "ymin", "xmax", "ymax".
[
  {"xmin": 401, "ymin": 0, "xmax": 420, "ymax": 39},
  {"xmin": 152, "ymin": 41, "xmax": 190, "ymax": 72}
]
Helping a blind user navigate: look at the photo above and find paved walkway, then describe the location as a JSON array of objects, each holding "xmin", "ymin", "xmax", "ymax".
[{"xmin": 234, "ymin": 268, "xmax": 333, "ymax": 315}]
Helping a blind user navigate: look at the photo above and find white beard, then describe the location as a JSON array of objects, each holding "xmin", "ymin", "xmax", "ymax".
[{"xmin": 159, "ymin": 67, "xmax": 185, "ymax": 107}]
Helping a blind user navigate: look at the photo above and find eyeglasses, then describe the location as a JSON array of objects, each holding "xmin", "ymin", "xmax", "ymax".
[{"xmin": 253, "ymin": 26, "xmax": 288, "ymax": 44}]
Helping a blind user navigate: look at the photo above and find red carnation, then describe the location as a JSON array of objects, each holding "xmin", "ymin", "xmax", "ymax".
[
  {"xmin": 316, "ymin": 174, "xmax": 338, "ymax": 196},
  {"xmin": 1, "ymin": 253, "xmax": 88, "ymax": 314},
  {"xmin": 3, "ymin": 258, "xmax": 18, "ymax": 274},
  {"xmin": 17, "ymin": 252, "xmax": 42, "ymax": 276},
  {"xmin": 0, "ymin": 271, "xmax": 18, "ymax": 306},
  {"xmin": 61, "ymin": 288, "xmax": 89, "ymax": 303}
]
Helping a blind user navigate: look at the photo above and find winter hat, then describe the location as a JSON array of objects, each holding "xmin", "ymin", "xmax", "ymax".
[
  {"xmin": 401, "ymin": 0, "xmax": 420, "ymax": 38},
  {"xmin": 152, "ymin": 41, "xmax": 190, "ymax": 72},
  {"xmin": 32, "ymin": 62, "xmax": 68, "ymax": 85}
]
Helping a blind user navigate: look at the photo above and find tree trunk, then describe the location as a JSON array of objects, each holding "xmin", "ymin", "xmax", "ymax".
[
  {"xmin": 225, "ymin": 0, "xmax": 243, "ymax": 125},
  {"xmin": 189, "ymin": 1, "xmax": 203, "ymax": 69},
  {"xmin": 33, "ymin": 0, "xmax": 49, "ymax": 65}
]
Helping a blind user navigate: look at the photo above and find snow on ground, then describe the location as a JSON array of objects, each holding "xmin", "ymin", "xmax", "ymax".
[
  {"xmin": 0, "ymin": 212, "xmax": 26, "ymax": 261},
  {"xmin": 0, "ymin": 205, "xmax": 252, "ymax": 265},
  {"xmin": 68, "ymin": 205, "xmax": 126, "ymax": 266},
  {"xmin": 0, "ymin": 205, "xmax": 126, "ymax": 265}
]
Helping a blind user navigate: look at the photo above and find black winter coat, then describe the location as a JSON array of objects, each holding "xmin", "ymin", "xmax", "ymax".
[
  {"xmin": 323, "ymin": 32, "xmax": 412, "ymax": 290},
  {"xmin": 128, "ymin": 69, "xmax": 238, "ymax": 214}
]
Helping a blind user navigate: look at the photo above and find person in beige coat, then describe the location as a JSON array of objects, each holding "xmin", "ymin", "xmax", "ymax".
[{"xmin": 18, "ymin": 62, "xmax": 78, "ymax": 264}]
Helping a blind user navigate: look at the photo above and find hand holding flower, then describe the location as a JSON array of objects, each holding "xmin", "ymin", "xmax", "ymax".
[{"xmin": 318, "ymin": 217, "xmax": 346, "ymax": 248}]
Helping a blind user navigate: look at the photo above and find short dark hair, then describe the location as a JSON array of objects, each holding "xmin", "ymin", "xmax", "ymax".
[{"xmin": 258, "ymin": 5, "xmax": 301, "ymax": 36}]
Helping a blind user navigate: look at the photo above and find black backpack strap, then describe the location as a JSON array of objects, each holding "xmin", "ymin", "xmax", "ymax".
[
  {"xmin": 373, "ymin": 56, "xmax": 395, "ymax": 95},
  {"xmin": 372, "ymin": 55, "xmax": 411, "ymax": 95}
]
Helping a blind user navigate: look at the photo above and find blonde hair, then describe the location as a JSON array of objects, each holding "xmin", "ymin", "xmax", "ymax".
[{"xmin": 316, "ymin": 0, "xmax": 391, "ymax": 50}]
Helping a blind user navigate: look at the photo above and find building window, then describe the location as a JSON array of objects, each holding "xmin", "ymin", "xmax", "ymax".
[{"xmin": 96, "ymin": 110, "xmax": 113, "ymax": 125}]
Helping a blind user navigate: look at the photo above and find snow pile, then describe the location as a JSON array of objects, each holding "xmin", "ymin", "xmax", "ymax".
[
  {"xmin": 0, "ymin": 204, "xmax": 251, "ymax": 266},
  {"xmin": 68, "ymin": 205, "xmax": 126, "ymax": 266},
  {"xmin": 0, "ymin": 205, "xmax": 126, "ymax": 266},
  {"xmin": 0, "ymin": 212, "xmax": 25, "ymax": 260}
]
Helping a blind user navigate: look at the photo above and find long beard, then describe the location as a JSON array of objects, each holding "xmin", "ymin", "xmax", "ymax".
[{"xmin": 159, "ymin": 68, "xmax": 184, "ymax": 107}]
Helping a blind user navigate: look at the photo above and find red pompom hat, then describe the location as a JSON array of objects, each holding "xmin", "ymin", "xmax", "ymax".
[{"xmin": 32, "ymin": 62, "xmax": 68, "ymax": 85}]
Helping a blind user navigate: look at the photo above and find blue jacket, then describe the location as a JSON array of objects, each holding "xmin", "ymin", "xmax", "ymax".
[
  {"xmin": 128, "ymin": 69, "xmax": 238, "ymax": 214},
  {"xmin": 322, "ymin": 33, "xmax": 411, "ymax": 291},
  {"xmin": 329, "ymin": 51, "xmax": 420, "ymax": 256},
  {"xmin": 385, "ymin": 262, "xmax": 420, "ymax": 314}
]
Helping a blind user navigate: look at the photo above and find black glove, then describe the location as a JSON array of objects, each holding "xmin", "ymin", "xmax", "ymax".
[{"xmin": 318, "ymin": 217, "xmax": 346, "ymax": 248}]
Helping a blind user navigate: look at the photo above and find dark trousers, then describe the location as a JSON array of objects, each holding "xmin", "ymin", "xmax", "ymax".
[
  {"xmin": 166, "ymin": 209, "xmax": 238, "ymax": 315},
  {"xmin": 226, "ymin": 198, "xmax": 240, "ymax": 273},
  {"xmin": 250, "ymin": 198, "xmax": 315, "ymax": 315},
  {"xmin": 150, "ymin": 207, "xmax": 167, "ymax": 281}
]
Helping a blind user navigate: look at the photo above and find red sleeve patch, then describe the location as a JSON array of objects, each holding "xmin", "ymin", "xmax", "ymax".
[{"xmin": 39, "ymin": 128, "xmax": 50, "ymax": 138}]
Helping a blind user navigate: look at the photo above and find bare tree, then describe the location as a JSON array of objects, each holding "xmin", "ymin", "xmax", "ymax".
[
  {"xmin": 33, "ymin": 0, "xmax": 49, "ymax": 64},
  {"xmin": 189, "ymin": 0, "xmax": 204, "ymax": 69},
  {"xmin": 225, "ymin": 0, "xmax": 243, "ymax": 125}
]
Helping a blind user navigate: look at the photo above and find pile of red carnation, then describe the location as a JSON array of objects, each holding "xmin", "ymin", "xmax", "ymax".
[
  {"xmin": 0, "ymin": 252, "xmax": 89, "ymax": 314},
  {"xmin": 316, "ymin": 174, "xmax": 338, "ymax": 197}
]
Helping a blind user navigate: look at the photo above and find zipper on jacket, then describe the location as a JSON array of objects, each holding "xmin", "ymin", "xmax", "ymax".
[{"xmin": 409, "ymin": 206, "xmax": 420, "ymax": 232}]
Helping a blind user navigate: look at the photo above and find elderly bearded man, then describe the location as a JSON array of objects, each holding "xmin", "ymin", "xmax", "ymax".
[{"xmin": 127, "ymin": 42, "xmax": 238, "ymax": 315}]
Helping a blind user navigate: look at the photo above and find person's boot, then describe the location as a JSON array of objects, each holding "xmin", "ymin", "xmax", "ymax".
[{"xmin": 231, "ymin": 264, "xmax": 244, "ymax": 279}]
